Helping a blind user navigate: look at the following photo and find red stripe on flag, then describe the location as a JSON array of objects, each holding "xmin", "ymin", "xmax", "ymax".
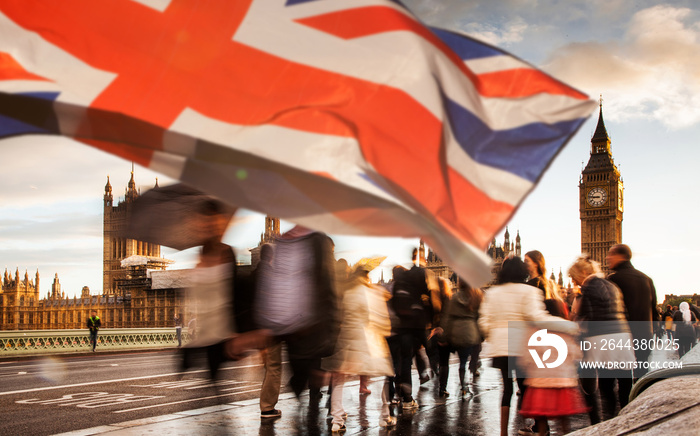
[
  {"xmin": 446, "ymin": 168, "xmax": 514, "ymax": 249},
  {"xmin": 0, "ymin": 52, "xmax": 52, "ymax": 82},
  {"xmin": 476, "ymin": 68, "xmax": 587, "ymax": 99},
  {"xmin": 296, "ymin": 6, "xmax": 587, "ymax": 100},
  {"xmin": 2, "ymin": 0, "xmax": 510, "ymax": 250}
]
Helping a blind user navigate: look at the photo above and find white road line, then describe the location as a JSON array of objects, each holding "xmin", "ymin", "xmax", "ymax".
[
  {"xmin": 219, "ymin": 384, "xmax": 260, "ymax": 392},
  {"xmin": 113, "ymin": 388, "xmax": 261, "ymax": 414},
  {"xmin": 0, "ymin": 362, "xmax": 265, "ymax": 396}
]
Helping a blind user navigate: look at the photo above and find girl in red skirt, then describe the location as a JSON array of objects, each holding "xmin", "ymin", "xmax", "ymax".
[{"xmin": 519, "ymin": 328, "xmax": 588, "ymax": 435}]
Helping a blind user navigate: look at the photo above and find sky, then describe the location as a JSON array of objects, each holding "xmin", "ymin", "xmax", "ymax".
[{"xmin": 2, "ymin": 0, "xmax": 699, "ymax": 303}]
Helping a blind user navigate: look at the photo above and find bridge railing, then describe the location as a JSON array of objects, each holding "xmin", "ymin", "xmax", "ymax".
[{"xmin": 0, "ymin": 328, "xmax": 189, "ymax": 356}]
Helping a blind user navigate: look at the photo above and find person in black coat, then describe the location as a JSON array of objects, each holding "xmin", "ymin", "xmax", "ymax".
[
  {"xmin": 673, "ymin": 302, "xmax": 698, "ymax": 358},
  {"xmin": 570, "ymin": 254, "xmax": 632, "ymax": 424},
  {"xmin": 606, "ymin": 244, "xmax": 659, "ymax": 378}
]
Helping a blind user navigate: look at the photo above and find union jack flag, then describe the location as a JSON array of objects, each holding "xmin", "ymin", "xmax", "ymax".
[{"xmin": 0, "ymin": 0, "xmax": 596, "ymax": 286}]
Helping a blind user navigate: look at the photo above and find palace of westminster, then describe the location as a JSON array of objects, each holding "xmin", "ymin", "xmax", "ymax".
[{"xmin": 0, "ymin": 103, "xmax": 693, "ymax": 330}]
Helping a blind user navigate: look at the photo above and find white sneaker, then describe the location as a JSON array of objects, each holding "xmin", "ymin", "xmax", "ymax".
[{"xmin": 379, "ymin": 416, "xmax": 397, "ymax": 427}]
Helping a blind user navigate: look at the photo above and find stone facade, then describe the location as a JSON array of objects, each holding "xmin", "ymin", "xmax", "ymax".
[{"xmin": 0, "ymin": 172, "xmax": 186, "ymax": 330}]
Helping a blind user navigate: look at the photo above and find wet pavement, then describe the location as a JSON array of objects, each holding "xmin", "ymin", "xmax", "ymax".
[{"xmin": 54, "ymin": 357, "xmax": 592, "ymax": 436}]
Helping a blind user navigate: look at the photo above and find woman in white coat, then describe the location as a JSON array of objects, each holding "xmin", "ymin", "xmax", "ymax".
[
  {"xmin": 322, "ymin": 258, "xmax": 395, "ymax": 432},
  {"xmin": 479, "ymin": 256, "xmax": 578, "ymax": 436}
]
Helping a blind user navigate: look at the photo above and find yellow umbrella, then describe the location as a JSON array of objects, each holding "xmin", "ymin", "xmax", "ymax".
[{"xmin": 353, "ymin": 256, "xmax": 387, "ymax": 273}]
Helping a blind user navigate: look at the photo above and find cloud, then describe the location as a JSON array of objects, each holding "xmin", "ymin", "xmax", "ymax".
[
  {"xmin": 543, "ymin": 5, "xmax": 700, "ymax": 129},
  {"xmin": 403, "ymin": 0, "xmax": 529, "ymax": 46},
  {"xmin": 459, "ymin": 18, "xmax": 528, "ymax": 46}
]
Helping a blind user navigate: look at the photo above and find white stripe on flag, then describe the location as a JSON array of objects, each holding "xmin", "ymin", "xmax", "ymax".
[
  {"xmin": 169, "ymin": 108, "xmax": 411, "ymax": 208},
  {"xmin": 0, "ymin": 11, "xmax": 116, "ymax": 106},
  {"xmin": 442, "ymin": 123, "xmax": 533, "ymax": 206}
]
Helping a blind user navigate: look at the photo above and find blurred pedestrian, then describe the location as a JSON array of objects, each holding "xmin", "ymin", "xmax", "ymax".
[
  {"xmin": 427, "ymin": 276, "xmax": 452, "ymax": 388},
  {"xmin": 569, "ymin": 254, "xmax": 634, "ymax": 424},
  {"xmin": 518, "ymin": 299, "xmax": 588, "ymax": 435},
  {"xmin": 187, "ymin": 315, "xmax": 197, "ymax": 341},
  {"xmin": 390, "ymin": 250, "xmax": 433, "ymax": 411},
  {"xmin": 87, "ymin": 310, "xmax": 101, "ymax": 352},
  {"xmin": 524, "ymin": 250, "xmax": 549, "ymax": 299},
  {"xmin": 662, "ymin": 305, "xmax": 674, "ymax": 340},
  {"xmin": 520, "ymin": 250, "xmax": 570, "ymax": 435},
  {"xmin": 673, "ymin": 302, "xmax": 697, "ymax": 358},
  {"xmin": 525, "ymin": 250, "xmax": 568, "ymax": 318},
  {"xmin": 322, "ymin": 258, "xmax": 395, "ymax": 432},
  {"xmin": 255, "ymin": 243, "xmax": 283, "ymax": 420},
  {"xmin": 606, "ymin": 244, "xmax": 659, "ymax": 377},
  {"xmin": 434, "ymin": 279, "xmax": 482, "ymax": 398},
  {"xmin": 385, "ymin": 266, "xmax": 407, "ymax": 404},
  {"xmin": 174, "ymin": 313, "xmax": 183, "ymax": 347},
  {"xmin": 253, "ymin": 225, "xmax": 339, "ymax": 400},
  {"xmin": 479, "ymin": 256, "xmax": 577, "ymax": 436},
  {"xmin": 183, "ymin": 199, "xmax": 238, "ymax": 380}
]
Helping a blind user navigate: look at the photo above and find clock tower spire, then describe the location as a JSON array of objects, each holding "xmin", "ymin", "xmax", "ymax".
[{"xmin": 579, "ymin": 96, "xmax": 623, "ymax": 272}]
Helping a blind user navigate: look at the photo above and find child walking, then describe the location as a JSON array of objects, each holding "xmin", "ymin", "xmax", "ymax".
[{"xmin": 518, "ymin": 328, "xmax": 588, "ymax": 435}]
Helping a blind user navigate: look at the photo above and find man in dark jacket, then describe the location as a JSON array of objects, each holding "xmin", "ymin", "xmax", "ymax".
[
  {"xmin": 607, "ymin": 244, "xmax": 659, "ymax": 377},
  {"xmin": 391, "ymin": 249, "xmax": 432, "ymax": 409}
]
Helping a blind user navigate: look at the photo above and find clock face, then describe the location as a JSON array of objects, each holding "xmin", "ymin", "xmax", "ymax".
[
  {"xmin": 587, "ymin": 187, "xmax": 607, "ymax": 207},
  {"xmin": 618, "ymin": 185, "xmax": 623, "ymax": 211}
]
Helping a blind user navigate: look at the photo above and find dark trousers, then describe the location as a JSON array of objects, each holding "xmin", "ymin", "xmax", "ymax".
[
  {"xmin": 491, "ymin": 356, "xmax": 526, "ymax": 408},
  {"xmin": 386, "ymin": 335, "xmax": 402, "ymax": 400},
  {"xmin": 413, "ymin": 330, "xmax": 429, "ymax": 377},
  {"xmin": 179, "ymin": 341, "xmax": 227, "ymax": 380},
  {"xmin": 396, "ymin": 329, "xmax": 423, "ymax": 402},
  {"xmin": 580, "ymin": 367, "xmax": 632, "ymax": 423},
  {"xmin": 89, "ymin": 330, "xmax": 98, "ymax": 351},
  {"xmin": 426, "ymin": 334, "xmax": 440, "ymax": 375},
  {"xmin": 438, "ymin": 344, "xmax": 473, "ymax": 392},
  {"xmin": 469, "ymin": 343, "xmax": 481, "ymax": 374},
  {"xmin": 678, "ymin": 336, "xmax": 695, "ymax": 358}
]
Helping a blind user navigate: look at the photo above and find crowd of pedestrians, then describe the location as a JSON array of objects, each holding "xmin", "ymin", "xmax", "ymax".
[{"xmin": 172, "ymin": 203, "xmax": 696, "ymax": 435}]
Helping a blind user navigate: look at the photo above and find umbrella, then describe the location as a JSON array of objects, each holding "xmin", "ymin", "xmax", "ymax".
[
  {"xmin": 352, "ymin": 256, "xmax": 387, "ymax": 273},
  {"xmin": 122, "ymin": 183, "xmax": 237, "ymax": 251}
]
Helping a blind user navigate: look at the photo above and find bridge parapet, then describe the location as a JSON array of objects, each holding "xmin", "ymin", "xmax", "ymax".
[{"xmin": 0, "ymin": 329, "xmax": 189, "ymax": 356}]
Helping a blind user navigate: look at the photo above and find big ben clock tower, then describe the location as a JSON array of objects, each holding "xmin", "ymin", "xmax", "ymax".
[{"xmin": 580, "ymin": 98, "xmax": 623, "ymax": 272}]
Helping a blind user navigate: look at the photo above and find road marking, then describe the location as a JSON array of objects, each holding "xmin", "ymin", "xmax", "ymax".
[
  {"xmin": 18, "ymin": 372, "xmax": 27, "ymax": 374},
  {"xmin": 0, "ymin": 362, "xmax": 265, "ymax": 397},
  {"xmin": 131, "ymin": 378, "xmax": 250, "ymax": 390},
  {"xmin": 17, "ymin": 392, "xmax": 165, "ymax": 408},
  {"xmin": 113, "ymin": 388, "xmax": 261, "ymax": 414},
  {"xmin": 220, "ymin": 384, "xmax": 260, "ymax": 392}
]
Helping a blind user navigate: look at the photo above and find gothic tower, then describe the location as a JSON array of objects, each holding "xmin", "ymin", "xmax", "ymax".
[
  {"xmin": 250, "ymin": 215, "xmax": 281, "ymax": 267},
  {"xmin": 261, "ymin": 216, "xmax": 280, "ymax": 244},
  {"xmin": 579, "ymin": 98, "xmax": 623, "ymax": 272},
  {"xmin": 103, "ymin": 169, "xmax": 162, "ymax": 294}
]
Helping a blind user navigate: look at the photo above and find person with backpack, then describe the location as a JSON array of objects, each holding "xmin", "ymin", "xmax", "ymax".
[
  {"xmin": 391, "ymin": 250, "xmax": 433, "ymax": 411},
  {"xmin": 433, "ymin": 279, "xmax": 482, "ymax": 398}
]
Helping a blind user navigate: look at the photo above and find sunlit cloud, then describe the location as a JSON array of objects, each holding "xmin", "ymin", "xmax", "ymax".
[{"xmin": 543, "ymin": 5, "xmax": 700, "ymax": 129}]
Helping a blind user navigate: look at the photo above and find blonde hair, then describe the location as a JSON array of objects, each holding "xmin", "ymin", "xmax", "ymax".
[
  {"xmin": 547, "ymin": 280, "xmax": 563, "ymax": 302},
  {"xmin": 567, "ymin": 254, "xmax": 601, "ymax": 282}
]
